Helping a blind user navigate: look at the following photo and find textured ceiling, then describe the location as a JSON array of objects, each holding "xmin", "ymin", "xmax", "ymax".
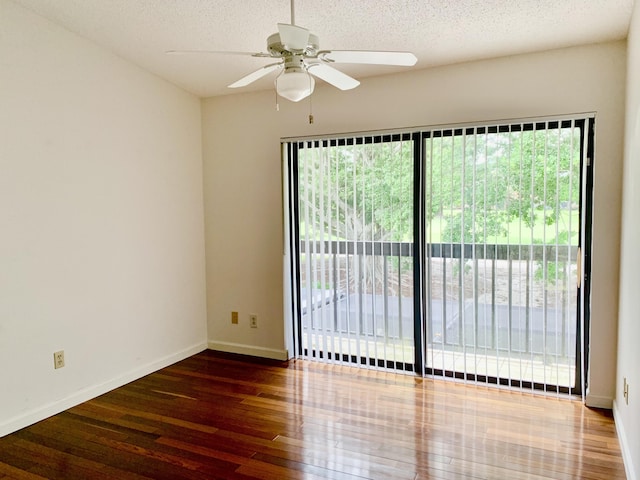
[{"xmin": 11, "ymin": 0, "xmax": 635, "ymax": 98}]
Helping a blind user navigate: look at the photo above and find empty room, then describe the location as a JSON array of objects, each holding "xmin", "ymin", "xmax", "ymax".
[{"xmin": 1, "ymin": 0, "xmax": 639, "ymax": 478}]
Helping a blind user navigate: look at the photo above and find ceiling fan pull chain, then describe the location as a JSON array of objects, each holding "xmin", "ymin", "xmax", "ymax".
[{"xmin": 308, "ymin": 73, "xmax": 314, "ymax": 124}]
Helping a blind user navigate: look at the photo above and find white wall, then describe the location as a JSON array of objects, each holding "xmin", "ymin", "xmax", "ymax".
[
  {"xmin": 615, "ymin": 1, "xmax": 640, "ymax": 478},
  {"xmin": 0, "ymin": 0, "xmax": 207, "ymax": 436},
  {"xmin": 202, "ymin": 42, "xmax": 625, "ymax": 405}
]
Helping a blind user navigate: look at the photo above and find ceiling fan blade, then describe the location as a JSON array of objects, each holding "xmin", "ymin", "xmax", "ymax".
[
  {"xmin": 308, "ymin": 64, "xmax": 360, "ymax": 91},
  {"xmin": 320, "ymin": 50, "xmax": 417, "ymax": 66},
  {"xmin": 278, "ymin": 23, "xmax": 310, "ymax": 51},
  {"xmin": 166, "ymin": 50, "xmax": 271, "ymax": 58},
  {"xmin": 228, "ymin": 63, "xmax": 282, "ymax": 88}
]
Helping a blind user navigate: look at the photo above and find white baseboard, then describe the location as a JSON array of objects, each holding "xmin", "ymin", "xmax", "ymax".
[
  {"xmin": 613, "ymin": 400, "xmax": 638, "ymax": 480},
  {"xmin": 208, "ymin": 341, "xmax": 288, "ymax": 361},
  {"xmin": 585, "ymin": 392, "xmax": 613, "ymax": 409},
  {"xmin": 0, "ymin": 342, "xmax": 207, "ymax": 438}
]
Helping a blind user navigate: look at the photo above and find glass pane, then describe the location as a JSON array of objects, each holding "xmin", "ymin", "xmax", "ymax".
[
  {"xmin": 424, "ymin": 124, "xmax": 581, "ymax": 391},
  {"xmin": 297, "ymin": 139, "xmax": 415, "ymax": 370}
]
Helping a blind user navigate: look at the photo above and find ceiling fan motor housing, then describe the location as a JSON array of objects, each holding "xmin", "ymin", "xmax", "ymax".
[
  {"xmin": 284, "ymin": 55, "xmax": 306, "ymax": 70},
  {"xmin": 267, "ymin": 32, "xmax": 319, "ymax": 57}
]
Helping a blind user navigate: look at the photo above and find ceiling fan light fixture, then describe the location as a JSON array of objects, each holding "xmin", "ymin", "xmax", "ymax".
[{"xmin": 276, "ymin": 69, "xmax": 315, "ymax": 102}]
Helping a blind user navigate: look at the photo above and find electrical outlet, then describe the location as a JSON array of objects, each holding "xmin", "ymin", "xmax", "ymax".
[
  {"xmin": 231, "ymin": 311, "xmax": 239, "ymax": 324},
  {"xmin": 623, "ymin": 377, "xmax": 629, "ymax": 405},
  {"xmin": 249, "ymin": 314, "xmax": 258, "ymax": 328},
  {"xmin": 627, "ymin": 383, "xmax": 630, "ymax": 405},
  {"xmin": 53, "ymin": 350, "xmax": 65, "ymax": 369}
]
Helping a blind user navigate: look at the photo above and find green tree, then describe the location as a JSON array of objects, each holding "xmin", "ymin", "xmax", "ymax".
[
  {"xmin": 298, "ymin": 140, "xmax": 414, "ymax": 295},
  {"xmin": 299, "ymin": 140, "xmax": 413, "ymax": 243},
  {"xmin": 297, "ymin": 125, "xmax": 581, "ymax": 293},
  {"xmin": 428, "ymin": 126, "xmax": 581, "ymax": 246}
]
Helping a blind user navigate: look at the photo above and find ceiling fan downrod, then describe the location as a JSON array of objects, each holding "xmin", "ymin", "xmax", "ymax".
[{"xmin": 290, "ymin": 0, "xmax": 296, "ymax": 26}]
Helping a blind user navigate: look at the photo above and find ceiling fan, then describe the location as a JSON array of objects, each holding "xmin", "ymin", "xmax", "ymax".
[{"xmin": 167, "ymin": 0, "xmax": 417, "ymax": 102}]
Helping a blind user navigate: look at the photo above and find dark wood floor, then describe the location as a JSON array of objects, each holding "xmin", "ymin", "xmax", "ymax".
[{"xmin": 0, "ymin": 350, "xmax": 626, "ymax": 479}]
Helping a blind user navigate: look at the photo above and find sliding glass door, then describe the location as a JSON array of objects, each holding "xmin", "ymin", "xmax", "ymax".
[
  {"xmin": 285, "ymin": 116, "xmax": 593, "ymax": 395},
  {"xmin": 422, "ymin": 120, "xmax": 587, "ymax": 394},
  {"xmin": 289, "ymin": 135, "xmax": 416, "ymax": 371}
]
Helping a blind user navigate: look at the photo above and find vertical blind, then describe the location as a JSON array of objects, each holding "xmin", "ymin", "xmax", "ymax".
[
  {"xmin": 290, "ymin": 135, "xmax": 416, "ymax": 371},
  {"xmin": 422, "ymin": 120, "xmax": 584, "ymax": 395},
  {"xmin": 285, "ymin": 116, "xmax": 591, "ymax": 396}
]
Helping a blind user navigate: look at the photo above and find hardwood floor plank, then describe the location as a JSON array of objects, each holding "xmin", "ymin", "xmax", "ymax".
[
  {"xmin": 7, "ymin": 439, "xmax": 150, "ymax": 480},
  {"xmin": 0, "ymin": 351, "xmax": 627, "ymax": 479},
  {"xmin": 90, "ymin": 401, "xmax": 221, "ymax": 434},
  {"xmin": 0, "ymin": 448, "xmax": 38, "ymax": 476},
  {"xmin": 0, "ymin": 462, "xmax": 48, "ymax": 480}
]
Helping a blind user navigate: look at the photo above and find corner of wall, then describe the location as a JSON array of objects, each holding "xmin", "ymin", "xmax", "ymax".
[
  {"xmin": 207, "ymin": 341, "xmax": 288, "ymax": 361},
  {"xmin": 585, "ymin": 391, "xmax": 614, "ymax": 409},
  {"xmin": 0, "ymin": 342, "xmax": 207, "ymax": 438}
]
